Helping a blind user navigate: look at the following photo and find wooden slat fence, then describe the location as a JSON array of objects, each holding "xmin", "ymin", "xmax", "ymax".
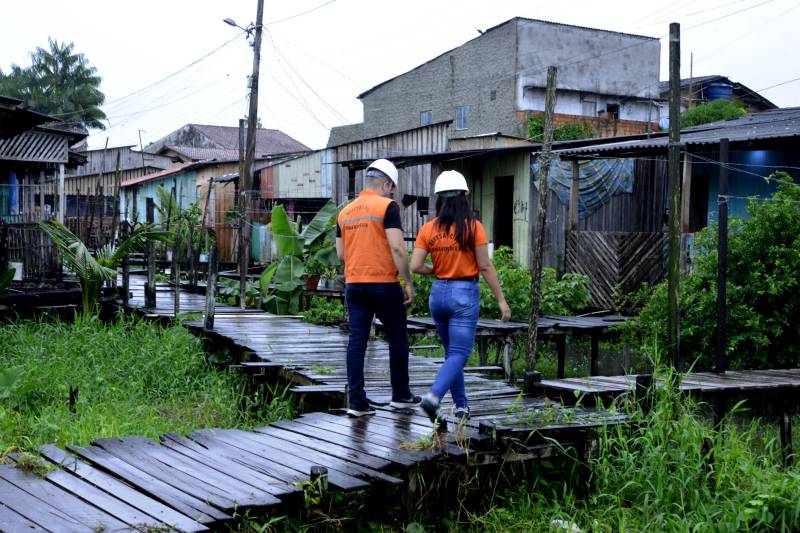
[{"xmin": 566, "ymin": 230, "xmax": 666, "ymax": 310}]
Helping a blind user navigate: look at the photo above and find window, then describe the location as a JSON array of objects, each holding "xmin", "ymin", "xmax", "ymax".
[
  {"xmin": 606, "ymin": 103, "xmax": 620, "ymax": 121},
  {"xmin": 455, "ymin": 105, "xmax": 469, "ymax": 130},
  {"xmin": 420, "ymin": 110, "xmax": 432, "ymax": 126},
  {"xmin": 490, "ymin": 90, "xmax": 497, "ymax": 101}
]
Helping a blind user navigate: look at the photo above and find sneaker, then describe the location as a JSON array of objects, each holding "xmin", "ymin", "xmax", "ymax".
[
  {"xmin": 346, "ymin": 405, "xmax": 376, "ymax": 417},
  {"xmin": 453, "ymin": 406, "xmax": 470, "ymax": 422},
  {"xmin": 421, "ymin": 393, "xmax": 440, "ymax": 424},
  {"xmin": 390, "ymin": 395, "xmax": 422, "ymax": 409}
]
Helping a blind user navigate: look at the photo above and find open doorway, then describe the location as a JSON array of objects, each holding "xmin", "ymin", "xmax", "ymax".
[{"xmin": 493, "ymin": 176, "xmax": 513, "ymax": 248}]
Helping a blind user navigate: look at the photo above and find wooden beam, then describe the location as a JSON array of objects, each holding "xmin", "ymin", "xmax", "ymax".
[
  {"xmin": 204, "ymin": 244, "xmax": 218, "ymax": 331},
  {"xmin": 679, "ymin": 153, "xmax": 693, "ymax": 275},
  {"xmin": 57, "ymin": 163, "xmax": 65, "ymax": 224}
]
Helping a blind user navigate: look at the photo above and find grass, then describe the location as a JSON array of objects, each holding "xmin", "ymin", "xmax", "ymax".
[
  {"xmin": 469, "ymin": 368, "xmax": 800, "ymax": 532},
  {"xmin": 0, "ymin": 314, "xmax": 294, "ymax": 454}
]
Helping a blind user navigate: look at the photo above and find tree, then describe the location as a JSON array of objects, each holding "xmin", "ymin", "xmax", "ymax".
[
  {"xmin": 0, "ymin": 39, "xmax": 106, "ymax": 130},
  {"xmin": 680, "ymin": 99, "xmax": 747, "ymax": 128}
]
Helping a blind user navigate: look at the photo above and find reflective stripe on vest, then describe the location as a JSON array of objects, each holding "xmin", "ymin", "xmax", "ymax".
[{"xmin": 337, "ymin": 190, "xmax": 398, "ymax": 283}]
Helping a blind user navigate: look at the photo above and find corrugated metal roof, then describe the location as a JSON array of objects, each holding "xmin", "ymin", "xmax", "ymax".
[
  {"xmin": 0, "ymin": 130, "xmax": 69, "ymax": 163},
  {"xmin": 555, "ymin": 107, "xmax": 800, "ymax": 157},
  {"xmin": 120, "ymin": 161, "xmax": 198, "ymax": 188}
]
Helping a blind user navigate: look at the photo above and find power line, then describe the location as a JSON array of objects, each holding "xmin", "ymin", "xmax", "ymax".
[{"xmin": 264, "ymin": 0, "xmax": 337, "ymax": 26}]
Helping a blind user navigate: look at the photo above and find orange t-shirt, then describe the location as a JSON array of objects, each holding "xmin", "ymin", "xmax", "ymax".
[{"xmin": 414, "ymin": 218, "xmax": 488, "ymax": 279}]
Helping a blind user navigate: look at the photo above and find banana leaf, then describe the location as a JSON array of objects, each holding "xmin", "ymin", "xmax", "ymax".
[
  {"xmin": 273, "ymin": 256, "xmax": 305, "ymax": 293},
  {"xmin": 270, "ymin": 205, "xmax": 304, "ymax": 257},
  {"xmin": 0, "ymin": 269, "xmax": 15, "ymax": 293},
  {"xmin": 301, "ymin": 200, "xmax": 339, "ymax": 250}
]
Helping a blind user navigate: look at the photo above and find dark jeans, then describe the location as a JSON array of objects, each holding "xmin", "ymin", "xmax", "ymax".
[
  {"xmin": 429, "ymin": 279, "xmax": 480, "ymax": 408},
  {"xmin": 345, "ymin": 282, "xmax": 412, "ymax": 409}
]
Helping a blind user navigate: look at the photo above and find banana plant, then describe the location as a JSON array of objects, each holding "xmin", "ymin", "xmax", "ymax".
[
  {"xmin": 39, "ymin": 220, "xmax": 171, "ymax": 314},
  {"xmin": 260, "ymin": 200, "xmax": 340, "ymax": 314},
  {"xmin": 0, "ymin": 269, "xmax": 15, "ymax": 294}
]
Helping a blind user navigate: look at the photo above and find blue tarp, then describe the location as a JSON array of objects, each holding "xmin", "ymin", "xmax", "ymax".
[{"xmin": 532, "ymin": 156, "xmax": 635, "ymax": 219}]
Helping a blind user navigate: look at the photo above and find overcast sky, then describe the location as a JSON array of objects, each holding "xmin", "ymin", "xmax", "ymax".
[{"xmin": 3, "ymin": 0, "xmax": 798, "ymax": 150}]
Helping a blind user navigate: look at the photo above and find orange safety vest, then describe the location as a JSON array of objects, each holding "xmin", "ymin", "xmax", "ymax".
[{"xmin": 337, "ymin": 189, "xmax": 398, "ymax": 283}]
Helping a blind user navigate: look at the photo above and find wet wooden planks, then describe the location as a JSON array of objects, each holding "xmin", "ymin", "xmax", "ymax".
[{"xmin": 536, "ymin": 369, "xmax": 800, "ymax": 402}]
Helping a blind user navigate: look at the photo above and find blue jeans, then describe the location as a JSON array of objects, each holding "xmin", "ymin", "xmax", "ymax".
[
  {"xmin": 345, "ymin": 282, "xmax": 412, "ymax": 409},
  {"xmin": 429, "ymin": 279, "xmax": 480, "ymax": 408}
]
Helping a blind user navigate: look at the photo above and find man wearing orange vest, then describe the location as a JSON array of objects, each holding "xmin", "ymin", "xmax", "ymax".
[{"xmin": 336, "ymin": 159, "xmax": 420, "ymax": 417}]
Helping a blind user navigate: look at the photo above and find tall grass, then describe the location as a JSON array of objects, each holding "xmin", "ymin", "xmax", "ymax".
[
  {"xmin": 0, "ymin": 314, "xmax": 293, "ymax": 453},
  {"xmin": 473, "ymin": 368, "xmax": 800, "ymax": 532}
]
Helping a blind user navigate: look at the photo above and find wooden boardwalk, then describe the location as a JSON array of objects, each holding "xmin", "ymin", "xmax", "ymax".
[{"xmin": 0, "ymin": 276, "xmax": 625, "ymax": 531}]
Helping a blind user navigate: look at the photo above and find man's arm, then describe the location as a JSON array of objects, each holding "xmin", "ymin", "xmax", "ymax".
[
  {"xmin": 335, "ymin": 237, "xmax": 344, "ymax": 261},
  {"xmin": 385, "ymin": 228, "xmax": 415, "ymax": 304}
]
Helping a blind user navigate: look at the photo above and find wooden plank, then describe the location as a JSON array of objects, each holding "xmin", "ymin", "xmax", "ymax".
[
  {"xmin": 158, "ymin": 433, "xmax": 301, "ymax": 499},
  {"xmin": 90, "ymin": 438, "xmax": 250, "ymax": 510},
  {"xmin": 38, "ymin": 445, "xmax": 207, "ymax": 532},
  {"xmin": 12, "ymin": 452, "xmax": 170, "ymax": 532},
  {"xmin": 187, "ymin": 429, "xmax": 368, "ymax": 491},
  {"xmin": 0, "ymin": 465, "xmax": 130, "ymax": 532},
  {"xmin": 102, "ymin": 437, "xmax": 283, "ymax": 507},
  {"xmin": 0, "ymin": 502, "xmax": 49, "ymax": 532},
  {"xmin": 69, "ymin": 444, "xmax": 228, "ymax": 524},
  {"xmin": 0, "ymin": 472, "xmax": 93, "ymax": 532}
]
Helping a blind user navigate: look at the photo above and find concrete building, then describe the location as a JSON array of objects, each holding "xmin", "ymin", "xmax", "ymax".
[{"xmin": 329, "ymin": 17, "xmax": 662, "ymax": 146}]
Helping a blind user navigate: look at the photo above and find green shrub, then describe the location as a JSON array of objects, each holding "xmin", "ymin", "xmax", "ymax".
[
  {"xmin": 302, "ymin": 296, "xmax": 344, "ymax": 325},
  {"xmin": 410, "ymin": 246, "xmax": 590, "ymax": 320},
  {"xmin": 621, "ymin": 173, "xmax": 800, "ymax": 370},
  {"xmin": 528, "ymin": 114, "xmax": 596, "ymax": 142},
  {"xmin": 680, "ymin": 99, "xmax": 747, "ymax": 128}
]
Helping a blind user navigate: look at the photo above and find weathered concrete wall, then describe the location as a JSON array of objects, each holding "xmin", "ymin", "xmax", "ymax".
[
  {"xmin": 515, "ymin": 19, "xmax": 661, "ymax": 104},
  {"xmin": 360, "ymin": 20, "xmax": 519, "ymax": 139},
  {"xmin": 520, "ymin": 88, "xmax": 659, "ymax": 122}
]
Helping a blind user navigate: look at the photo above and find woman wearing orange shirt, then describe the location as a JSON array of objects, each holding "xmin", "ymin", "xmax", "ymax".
[{"xmin": 411, "ymin": 171, "xmax": 511, "ymax": 424}]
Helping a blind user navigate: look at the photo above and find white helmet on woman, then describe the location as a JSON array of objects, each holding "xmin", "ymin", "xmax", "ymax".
[{"xmin": 434, "ymin": 170, "xmax": 469, "ymax": 194}]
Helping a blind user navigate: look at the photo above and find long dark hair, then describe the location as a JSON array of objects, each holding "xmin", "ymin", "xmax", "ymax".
[{"xmin": 435, "ymin": 192, "xmax": 474, "ymax": 250}]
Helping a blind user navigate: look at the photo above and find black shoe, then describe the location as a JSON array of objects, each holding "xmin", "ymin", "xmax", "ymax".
[
  {"xmin": 390, "ymin": 395, "xmax": 422, "ymax": 409},
  {"xmin": 347, "ymin": 405, "xmax": 376, "ymax": 417},
  {"xmin": 421, "ymin": 394, "xmax": 440, "ymax": 424}
]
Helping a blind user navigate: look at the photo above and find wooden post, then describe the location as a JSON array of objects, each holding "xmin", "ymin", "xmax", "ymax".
[
  {"xmin": 0, "ymin": 223, "xmax": 8, "ymax": 273},
  {"xmin": 39, "ymin": 171, "xmax": 45, "ymax": 220},
  {"xmin": 173, "ymin": 182, "xmax": 183, "ymax": 318},
  {"xmin": 679, "ymin": 153, "xmax": 693, "ymax": 274},
  {"xmin": 556, "ymin": 335, "xmax": 566, "ymax": 379},
  {"xmin": 502, "ymin": 337, "xmax": 513, "ymax": 382},
  {"xmin": 780, "ymin": 408, "xmax": 793, "ymax": 467},
  {"xmin": 145, "ymin": 200, "xmax": 156, "ymax": 308},
  {"xmin": 204, "ymin": 244, "xmax": 218, "ymax": 331},
  {"xmin": 590, "ymin": 334, "xmax": 600, "ymax": 376},
  {"xmin": 310, "ymin": 466, "xmax": 328, "ymax": 494},
  {"xmin": 526, "ymin": 65, "xmax": 558, "ymax": 372},
  {"xmin": 121, "ymin": 222, "xmax": 130, "ymax": 307},
  {"xmin": 715, "ymin": 138, "xmax": 729, "ymax": 374},
  {"xmin": 57, "ymin": 163, "xmax": 65, "ymax": 224},
  {"xmin": 568, "ymin": 160, "xmax": 580, "ymax": 231},
  {"xmin": 667, "ymin": 22, "xmax": 682, "ymax": 370},
  {"xmin": 111, "ymin": 151, "xmax": 122, "ymax": 247},
  {"xmin": 187, "ymin": 224, "xmax": 196, "ymax": 289},
  {"xmin": 238, "ymin": 118, "xmax": 247, "ymax": 309}
]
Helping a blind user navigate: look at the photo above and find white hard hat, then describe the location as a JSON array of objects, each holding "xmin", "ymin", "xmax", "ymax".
[
  {"xmin": 366, "ymin": 159, "xmax": 399, "ymax": 188},
  {"xmin": 434, "ymin": 170, "xmax": 469, "ymax": 194}
]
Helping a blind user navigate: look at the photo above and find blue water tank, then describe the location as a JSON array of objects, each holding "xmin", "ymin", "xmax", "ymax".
[{"xmin": 705, "ymin": 82, "xmax": 733, "ymax": 101}]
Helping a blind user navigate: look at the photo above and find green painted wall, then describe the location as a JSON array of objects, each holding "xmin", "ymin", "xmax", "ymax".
[{"xmin": 122, "ymin": 170, "xmax": 198, "ymax": 224}]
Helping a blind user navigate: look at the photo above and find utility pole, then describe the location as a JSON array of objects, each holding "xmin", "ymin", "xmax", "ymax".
[
  {"xmin": 239, "ymin": 0, "xmax": 265, "ymax": 309},
  {"xmin": 526, "ymin": 65, "xmax": 558, "ymax": 374},
  {"xmin": 238, "ymin": 118, "xmax": 246, "ymax": 308},
  {"xmin": 668, "ymin": 22, "xmax": 682, "ymax": 370}
]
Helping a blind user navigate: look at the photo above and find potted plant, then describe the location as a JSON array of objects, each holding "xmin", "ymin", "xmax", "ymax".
[{"xmin": 318, "ymin": 264, "xmax": 340, "ymax": 290}]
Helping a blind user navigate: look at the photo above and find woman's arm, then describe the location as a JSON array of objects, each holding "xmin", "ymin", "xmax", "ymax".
[
  {"xmin": 475, "ymin": 244, "xmax": 511, "ymax": 322},
  {"xmin": 410, "ymin": 248, "xmax": 434, "ymax": 275}
]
